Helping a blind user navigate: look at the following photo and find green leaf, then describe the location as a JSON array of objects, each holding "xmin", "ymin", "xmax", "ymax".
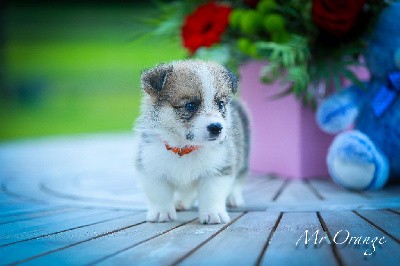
[
  {"xmin": 266, "ymin": 87, "xmax": 293, "ymax": 101},
  {"xmin": 332, "ymin": 73, "xmax": 342, "ymax": 91},
  {"xmin": 342, "ymin": 68, "xmax": 364, "ymax": 89},
  {"xmin": 260, "ymin": 62, "xmax": 280, "ymax": 83}
]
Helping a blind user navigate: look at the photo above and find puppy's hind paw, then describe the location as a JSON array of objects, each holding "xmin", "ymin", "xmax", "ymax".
[
  {"xmin": 174, "ymin": 201, "xmax": 192, "ymax": 211},
  {"xmin": 227, "ymin": 193, "xmax": 244, "ymax": 208},
  {"xmin": 200, "ymin": 211, "xmax": 230, "ymax": 224},
  {"xmin": 147, "ymin": 210, "xmax": 177, "ymax": 223}
]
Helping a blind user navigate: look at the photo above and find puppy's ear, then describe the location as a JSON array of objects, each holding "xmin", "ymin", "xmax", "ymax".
[
  {"xmin": 141, "ymin": 64, "xmax": 173, "ymax": 96},
  {"xmin": 225, "ymin": 68, "xmax": 238, "ymax": 94}
]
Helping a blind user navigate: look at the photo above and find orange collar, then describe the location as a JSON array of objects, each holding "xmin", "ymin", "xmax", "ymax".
[{"xmin": 165, "ymin": 143, "xmax": 200, "ymax": 157}]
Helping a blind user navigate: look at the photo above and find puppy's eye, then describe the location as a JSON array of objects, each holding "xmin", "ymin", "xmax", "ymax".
[
  {"xmin": 218, "ymin": 100, "xmax": 225, "ymax": 110},
  {"xmin": 185, "ymin": 102, "xmax": 198, "ymax": 112}
]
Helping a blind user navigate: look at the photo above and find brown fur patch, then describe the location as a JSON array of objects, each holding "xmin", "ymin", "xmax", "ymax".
[
  {"xmin": 142, "ymin": 60, "xmax": 237, "ymax": 125},
  {"xmin": 162, "ymin": 65, "xmax": 203, "ymax": 107}
]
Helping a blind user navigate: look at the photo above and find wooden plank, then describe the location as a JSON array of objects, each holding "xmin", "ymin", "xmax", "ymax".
[
  {"xmin": 258, "ymin": 180, "xmax": 400, "ymax": 212},
  {"xmin": 355, "ymin": 210, "xmax": 400, "ymax": 242},
  {"xmin": 260, "ymin": 212, "xmax": 337, "ymax": 266},
  {"xmin": 179, "ymin": 212, "xmax": 280, "ymax": 266},
  {"xmin": 0, "ymin": 202, "xmax": 43, "ymax": 214},
  {"xmin": 262, "ymin": 200, "xmax": 400, "ymax": 212},
  {"xmin": 1, "ymin": 177, "xmax": 48, "ymax": 204},
  {"xmin": 3, "ymin": 139, "xmax": 141, "ymax": 208},
  {"xmin": 0, "ymin": 202, "xmax": 53, "ymax": 215},
  {"xmin": 243, "ymin": 174, "xmax": 274, "ymax": 188},
  {"xmin": 40, "ymin": 173, "xmax": 147, "ymax": 208},
  {"xmin": 307, "ymin": 179, "xmax": 369, "ymax": 201},
  {"xmin": 24, "ymin": 212, "xmax": 198, "ymax": 265},
  {"xmin": 0, "ymin": 191, "xmax": 9, "ymax": 201},
  {"xmin": 242, "ymin": 175, "xmax": 277, "ymax": 194},
  {"xmin": 320, "ymin": 211, "xmax": 400, "ymax": 265},
  {"xmin": 364, "ymin": 186, "xmax": 400, "ymax": 198},
  {"xmin": 0, "ymin": 209, "xmax": 129, "ymax": 246},
  {"xmin": 243, "ymin": 178, "xmax": 286, "ymax": 207},
  {"xmin": 0, "ymin": 205, "xmax": 68, "ymax": 219},
  {"xmin": 275, "ymin": 180, "xmax": 320, "ymax": 203},
  {"xmin": 96, "ymin": 213, "xmax": 242, "ymax": 266},
  {"xmin": 0, "ymin": 194, "xmax": 11, "ymax": 202},
  {"xmin": 0, "ymin": 206, "xmax": 74, "ymax": 225},
  {"xmin": 0, "ymin": 211, "xmax": 144, "ymax": 265}
]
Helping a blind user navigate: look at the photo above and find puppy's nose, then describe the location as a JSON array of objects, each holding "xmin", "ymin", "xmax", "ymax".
[{"xmin": 207, "ymin": 123, "xmax": 223, "ymax": 136}]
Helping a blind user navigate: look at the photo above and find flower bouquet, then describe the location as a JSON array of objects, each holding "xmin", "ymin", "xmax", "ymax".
[{"xmin": 149, "ymin": 0, "xmax": 386, "ymax": 105}]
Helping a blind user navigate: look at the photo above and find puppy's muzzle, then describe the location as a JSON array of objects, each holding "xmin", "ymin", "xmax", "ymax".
[{"xmin": 207, "ymin": 123, "xmax": 223, "ymax": 140}]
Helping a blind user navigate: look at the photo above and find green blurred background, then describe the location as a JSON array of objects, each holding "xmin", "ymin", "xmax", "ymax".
[{"xmin": 0, "ymin": 1, "xmax": 185, "ymax": 140}]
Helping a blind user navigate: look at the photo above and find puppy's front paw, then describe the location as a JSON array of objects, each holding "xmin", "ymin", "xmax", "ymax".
[
  {"xmin": 147, "ymin": 209, "xmax": 177, "ymax": 223},
  {"xmin": 199, "ymin": 211, "xmax": 230, "ymax": 224}
]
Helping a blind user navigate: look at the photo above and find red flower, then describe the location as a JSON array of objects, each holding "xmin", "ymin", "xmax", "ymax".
[
  {"xmin": 181, "ymin": 2, "xmax": 232, "ymax": 54},
  {"xmin": 312, "ymin": 0, "xmax": 366, "ymax": 37}
]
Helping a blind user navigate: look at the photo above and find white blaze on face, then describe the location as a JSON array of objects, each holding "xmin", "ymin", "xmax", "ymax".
[
  {"xmin": 195, "ymin": 63, "xmax": 214, "ymax": 110},
  {"xmin": 191, "ymin": 63, "xmax": 226, "ymax": 143}
]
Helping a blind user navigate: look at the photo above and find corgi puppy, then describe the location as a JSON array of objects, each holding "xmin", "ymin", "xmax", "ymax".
[{"xmin": 135, "ymin": 59, "xmax": 250, "ymax": 224}]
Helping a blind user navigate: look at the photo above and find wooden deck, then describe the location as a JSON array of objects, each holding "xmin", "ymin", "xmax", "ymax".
[{"xmin": 0, "ymin": 133, "xmax": 399, "ymax": 266}]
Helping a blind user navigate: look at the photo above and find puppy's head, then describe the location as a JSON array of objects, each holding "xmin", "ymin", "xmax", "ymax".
[{"xmin": 141, "ymin": 60, "xmax": 238, "ymax": 145}]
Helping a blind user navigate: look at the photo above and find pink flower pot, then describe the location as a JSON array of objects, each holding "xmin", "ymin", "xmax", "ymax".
[{"xmin": 239, "ymin": 61, "xmax": 369, "ymax": 179}]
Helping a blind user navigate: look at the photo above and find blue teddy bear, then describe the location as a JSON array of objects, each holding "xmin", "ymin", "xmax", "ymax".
[{"xmin": 316, "ymin": 3, "xmax": 400, "ymax": 190}]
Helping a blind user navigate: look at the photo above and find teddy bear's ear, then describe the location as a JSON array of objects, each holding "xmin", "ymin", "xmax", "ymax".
[
  {"xmin": 141, "ymin": 64, "xmax": 173, "ymax": 96},
  {"xmin": 225, "ymin": 68, "xmax": 238, "ymax": 94}
]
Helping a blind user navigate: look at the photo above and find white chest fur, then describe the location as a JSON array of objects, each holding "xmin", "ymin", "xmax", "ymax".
[{"xmin": 139, "ymin": 139, "xmax": 230, "ymax": 187}]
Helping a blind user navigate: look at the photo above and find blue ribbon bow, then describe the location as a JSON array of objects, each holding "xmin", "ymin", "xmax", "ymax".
[{"xmin": 372, "ymin": 71, "xmax": 400, "ymax": 117}]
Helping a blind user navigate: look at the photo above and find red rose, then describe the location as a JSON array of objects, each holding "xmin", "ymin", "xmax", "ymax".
[
  {"xmin": 312, "ymin": 0, "xmax": 366, "ymax": 37},
  {"xmin": 181, "ymin": 2, "xmax": 232, "ymax": 54}
]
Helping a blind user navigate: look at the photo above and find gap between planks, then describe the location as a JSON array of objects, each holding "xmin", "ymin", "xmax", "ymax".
[
  {"xmin": 89, "ymin": 217, "xmax": 199, "ymax": 265},
  {"xmin": 388, "ymin": 209, "xmax": 400, "ymax": 215},
  {"xmin": 271, "ymin": 179, "xmax": 290, "ymax": 201},
  {"xmin": 316, "ymin": 212, "xmax": 345, "ymax": 266},
  {"xmin": 171, "ymin": 212, "xmax": 247, "ymax": 266},
  {"xmin": 0, "ymin": 212, "xmax": 135, "ymax": 248},
  {"xmin": 303, "ymin": 179, "xmax": 324, "ymax": 200},
  {"xmin": 0, "ymin": 205, "xmax": 71, "ymax": 219},
  {"xmin": 255, "ymin": 212, "xmax": 283, "ymax": 266},
  {"xmin": 353, "ymin": 211, "xmax": 400, "ymax": 244},
  {"xmin": 0, "ymin": 207, "xmax": 76, "ymax": 226},
  {"xmin": 10, "ymin": 221, "xmax": 147, "ymax": 265}
]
